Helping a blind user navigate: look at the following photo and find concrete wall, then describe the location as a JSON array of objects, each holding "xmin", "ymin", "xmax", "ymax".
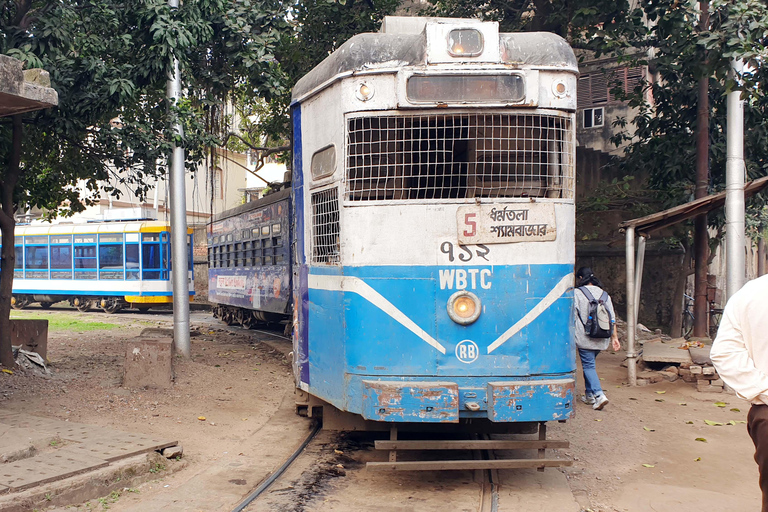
[{"xmin": 576, "ymin": 240, "xmax": 685, "ymax": 332}]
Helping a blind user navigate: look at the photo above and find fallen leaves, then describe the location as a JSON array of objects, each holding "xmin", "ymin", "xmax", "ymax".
[
  {"xmin": 198, "ymin": 416, "xmax": 206, "ymax": 421},
  {"xmin": 1, "ymin": 369, "xmax": 12, "ymax": 375},
  {"xmin": 714, "ymin": 402, "xmax": 728, "ymax": 408},
  {"xmin": 704, "ymin": 420, "xmax": 723, "ymax": 426},
  {"xmin": 695, "ymin": 438, "xmax": 707, "ymax": 442},
  {"xmin": 643, "ymin": 426, "xmax": 655, "ymax": 432},
  {"xmin": 642, "ymin": 464, "xmax": 655, "ymax": 468},
  {"xmin": 656, "ymin": 391, "xmax": 666, "ymax": 394},
  {"xmin": 731, "ymin": 408, "xmax": 741, "ymax": 413}
]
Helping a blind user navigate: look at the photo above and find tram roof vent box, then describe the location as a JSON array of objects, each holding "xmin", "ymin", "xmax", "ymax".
[{"xmin": 381, "ymin": 16, "xmax": 499, "ymax": 64}]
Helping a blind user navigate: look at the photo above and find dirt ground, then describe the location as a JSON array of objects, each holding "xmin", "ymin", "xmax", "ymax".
[{"xmin": 1, "ymin": 307, "xmax": 763, "ymax": 511}]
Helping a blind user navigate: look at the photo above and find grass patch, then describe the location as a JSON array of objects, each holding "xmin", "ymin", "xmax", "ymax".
[{"xmin": 9, "ymin": 312, "xmax": 120, "ymax": 332}]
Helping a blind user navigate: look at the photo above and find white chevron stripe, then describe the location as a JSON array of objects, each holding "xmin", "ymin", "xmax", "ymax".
[
  {"xmin": 486, "ymin": 273, "xmax": 573, "ymax": 354},
  {"xmin": 308, "ymin": 274, "xmax": 448, "ymax": 354}
]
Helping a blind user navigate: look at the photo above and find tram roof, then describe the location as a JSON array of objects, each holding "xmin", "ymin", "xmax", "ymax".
[
  {"xmin": 292, "ymin": 17, "xmax": 578, "ymax": 102},
  {"xmin": 210, "ymin": 187, "xmax": 291, "ymax": 224},
  {"xmin": 10, "ymin": 220, "xmax": 182, "ymax": 237}
]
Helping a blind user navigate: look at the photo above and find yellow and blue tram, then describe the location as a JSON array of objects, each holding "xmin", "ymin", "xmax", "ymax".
[{"xmin": 7, "ymin": 221, "xmax": 193, "ymax": 313}]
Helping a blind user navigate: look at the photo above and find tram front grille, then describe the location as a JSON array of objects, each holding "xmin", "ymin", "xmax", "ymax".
[{"xmin": 346, "ymin": 113, "xmax": 574, "ymax": 201}]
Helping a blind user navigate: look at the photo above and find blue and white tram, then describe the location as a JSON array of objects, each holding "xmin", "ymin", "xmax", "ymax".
[
  {"xmin": 7, "ymin": 221, "xmax": 193, "ymax": 312},
  {"xmin": 207, "ymin": 189, "xmax": 292, "ymax": 328},
  {"xmin": 290, "ymin": 16, "xmax": 578, "ymax": 435}
]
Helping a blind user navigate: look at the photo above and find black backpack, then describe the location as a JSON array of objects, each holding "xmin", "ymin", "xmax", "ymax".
[{"xmin": 577, "ymin": 286, "xmax": 613, "ymax": 338}]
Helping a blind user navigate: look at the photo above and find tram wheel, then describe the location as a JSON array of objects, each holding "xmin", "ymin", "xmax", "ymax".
[
  {"xmin": 241, "ymin": 312, "xmax": 256, "ymax": 330},
  {"xmin": 11, "ymin": 296, "xmax": 29, "ymax": 310},
  {"xmin": 74, "ymin": 299, "xmax": 92, "ymax": 312},
  {"xmin": 102, "ymin": 302, "xmax": 122, "ymax": 314},
  {"xmin": 223, "ymin": 309, "xmax": 237, "ymax": 326},
  {"xmin": 39, "ymin": 302, "xmax": 54, "ymax": 309}
]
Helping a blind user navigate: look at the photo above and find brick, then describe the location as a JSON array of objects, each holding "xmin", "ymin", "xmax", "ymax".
[
  {"xmin": 635, "ymin": 379, "xmax": 649, "ymax": 386},
  {"xmin": 690, "ymin": 365, "xmax": 703, "ymax": 374},
  {"xmin": 662, "ymin": 366, "xmax": 680, "ymax": 375},
  {"xmin": 697, "ymin": 385, "xmax": 723, "ymax": 393},
  {"xmin": 703, "ymin": 366, "xmax": 717, "ymax": 376},
  {"xmin": 679, "ymin": 368, "xmax": 692, "ymax": 377},
  {"xmin": 658, "ymin": 371, "xmax": 679, "ymax": 382},
  {"xmin": 710, "ymin": 379, "xmax": 724, "ymax": 387},
  {"xmin": 682, "ymin": 374, "xmax": 698, "ymax": 383}
]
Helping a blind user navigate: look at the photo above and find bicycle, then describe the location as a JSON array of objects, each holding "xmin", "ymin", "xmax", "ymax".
[
  {"xmin": 682, "ymin": 293, "xmax": 695, "ymax": 339},
  {"xmin": 682, "ymin": 293, "xmax": 723, "ymax": 339}
]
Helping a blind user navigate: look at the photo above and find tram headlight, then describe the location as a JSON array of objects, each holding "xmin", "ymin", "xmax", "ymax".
[
  {"xmin": 447, "ymin": 291, "xmax": 481, "ymax": 325},
  {"xmin": 447, "ymin": 29, "xmax": 483, "ymax": 57},
  {"xmin": 356, "ymin": 82, "xmax": 374, "ymax": 101},
  {"xmin": 552, "ymin": 80, "xmax": 568, "ymax": 98}
]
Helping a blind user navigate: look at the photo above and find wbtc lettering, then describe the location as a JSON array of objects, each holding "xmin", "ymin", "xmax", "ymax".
[{"xmin": 439, "ymin": 269, "xmax": 492, "ymax": 290}]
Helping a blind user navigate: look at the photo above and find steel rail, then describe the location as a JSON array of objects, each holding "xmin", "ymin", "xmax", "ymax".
[{"xmin": 230, "ymin": 422, "xmax": 321, "ymax": 512}]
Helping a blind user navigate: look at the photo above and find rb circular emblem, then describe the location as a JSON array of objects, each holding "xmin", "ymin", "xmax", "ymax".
[{"xmin": 455, "ymin": 340, "xmax": 479, "ymax": 364}]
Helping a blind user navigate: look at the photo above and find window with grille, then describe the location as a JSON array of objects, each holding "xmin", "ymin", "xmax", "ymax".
[
  {"xmin": 346, "ymin": 113, "xmax": 573, "ymax": 201},
  {"xmin": 311, "ymin": 188, "xmax": 340, "ymax": 264}
]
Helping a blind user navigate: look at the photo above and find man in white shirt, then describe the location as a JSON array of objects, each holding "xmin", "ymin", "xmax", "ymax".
[{"xmin": 711, "ymin": 274, "xmax": 768, "ymax": 511}]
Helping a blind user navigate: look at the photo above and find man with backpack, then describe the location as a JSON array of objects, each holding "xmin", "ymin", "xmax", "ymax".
[{"xmin": 574, "ymin": 267, "xmax": 621, "ymax": 410}]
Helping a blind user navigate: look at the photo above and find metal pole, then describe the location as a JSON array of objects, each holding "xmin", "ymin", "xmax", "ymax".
[
  {"xmin": 634, "ymin": 235, "xmax": 647, "ymax": 323},
  {"xmin": 167, "ymin": 0, "xmax": 190, "ymax": 357},
  {"xmin": 625, "ymin": 227, "xmax": 637, "ymax": 386},
  {"xmin": 725, "ymin": 60, "xmax": 746, "ymax": 300}
]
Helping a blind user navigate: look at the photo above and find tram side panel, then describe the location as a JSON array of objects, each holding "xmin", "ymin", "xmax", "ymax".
[{"xmin": 207, "ymin": 194, "xmax": 292, "ymax": 318}]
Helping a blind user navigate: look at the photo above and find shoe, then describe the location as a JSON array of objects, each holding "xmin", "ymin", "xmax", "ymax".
[
  {"xmin": 580, "ymin": 394, "xmax": 596, "ymax": 405},
  {"xmin": 593, "ymin": 394, "xmax": 609, "ymax": 410}
]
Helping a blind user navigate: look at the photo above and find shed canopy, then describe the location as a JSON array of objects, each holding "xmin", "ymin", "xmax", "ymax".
[{"xmin": 618, "ymin": 176, "xmax": 768, "ymax": 236}]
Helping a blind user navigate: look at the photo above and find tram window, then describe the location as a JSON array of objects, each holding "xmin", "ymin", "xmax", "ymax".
[
  {"xmin": 14, "ymin": 244, "xmax": 22, "ymax": 271},
  {"xmin": 275, "ymin": 254, "xmax": 284, "ymax": 264},
  {"xmin": 242, "ymin": 229, "xmax": 250, "ymax": 240},
  {"xmin": 346, "ymin": 113, "xmax": 573, "ymax": 200},
  {"xmin": 51, "ymin": 246, "xmax": 72, "ymax": 269},
  {"xmin": 99, "ymin": 245, "xmax": 123, "ymax": 275},
  {"xmin": 273, "ymin": 236, "xmax": 282, "ymax": 247},
  {"xmin": 263, "ymin": 238, "xmax": 272, "ymax": 248},
  {"xmin": 162, "ymin": 242, "xmax": 170, "ymax": 279},
  {"xmin": 142, "ymin": 234, "xmax": 162, "ymax": 279},
  {"xmin": 311, "ymin": 145, "xmax": 336, "ymax": 179},
  {"xmin": 74, "ymin": 245, "xmax": 97, "ymax": 268},
  {"xmin": 264, "ymin": 256, "xmax": 273, "ymax": 266},
  {"xmin": 126, "ymin": 243, "xmax": 139, "ymax": 279},
  {"xmin": 311, "ymin": 188, "xmax": 341, "ymax": 264},
  {"xmin": 25, "ymin": 246, "xmax": 48, "ymax": 270},
  {"xmin": 261, "ymin": 226, "xmax": 270, "ymax": 237},
  {"xmin": 272, "ymin": 223, "xmax": 281, "ymax": 235},
  {"xmin": 227, "ymin": 234, "xmax": 233, "ymax": 242},
  {"xmin": 252, "ymin": 228, "xmax": 259, "ymax": 238}
]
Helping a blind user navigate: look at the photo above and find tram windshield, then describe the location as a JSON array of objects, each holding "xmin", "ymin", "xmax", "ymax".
[{"xmin": 346, "ymin": 112, "xmax": 573, "ymax": 201}]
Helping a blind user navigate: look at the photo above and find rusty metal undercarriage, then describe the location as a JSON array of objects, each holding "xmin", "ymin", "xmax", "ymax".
[{"xmin": 296, "ymin": 392, "xmax": 572, "ymax": 471}]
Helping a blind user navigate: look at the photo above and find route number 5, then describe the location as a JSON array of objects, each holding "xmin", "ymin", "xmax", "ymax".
[{"xmin": 463, "ymin": 213, "xmax": 476, "ymax": 237}]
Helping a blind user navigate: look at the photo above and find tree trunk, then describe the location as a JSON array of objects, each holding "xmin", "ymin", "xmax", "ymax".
[
  {"xmin": 0, "ymin": 115, "xmax": 22, "ymax": 369},
  {"xmin": 693, "ymin": 0, "xmax": 710, "ymax": 338}
]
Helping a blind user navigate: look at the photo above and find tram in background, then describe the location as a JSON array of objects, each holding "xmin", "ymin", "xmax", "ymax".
[
  {"xmin": 7, "ymin": 221, "xmax": 193, "ymax": 313},
  {"xmin": 211, "ymin": 16, "xmax": 579, "ymax": 469}
]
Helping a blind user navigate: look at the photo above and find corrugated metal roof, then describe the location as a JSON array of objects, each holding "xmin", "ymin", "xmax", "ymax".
[{"xmin": 618, "ymin": 176, "xmax": 768, "ymax": 235}]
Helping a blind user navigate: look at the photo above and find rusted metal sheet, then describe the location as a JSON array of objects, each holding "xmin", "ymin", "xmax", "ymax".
[
  {"xmin": 367, "ymin": 458, "xmax": 572, "ymax": 471},
  {"xmin": 374, "ymin": 440, "xmax": 569, "ymax": 451},
  {"xmin": 361, "ymin": 381, "xmax": 459, "ymax": 423},
  {"xmin": 487, "ymin": 379, "xmax": 574, "ymax": 422}
]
